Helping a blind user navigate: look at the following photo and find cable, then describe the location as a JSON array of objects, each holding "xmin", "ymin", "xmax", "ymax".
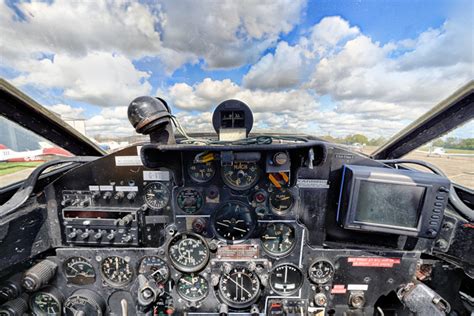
[
  {"xmin": 170, "ymin": 115, "xmax": 308, "ymax": 145},
  {"xmin": 378, "ymin": 159, "xmax": 474, "ymax": 221}
]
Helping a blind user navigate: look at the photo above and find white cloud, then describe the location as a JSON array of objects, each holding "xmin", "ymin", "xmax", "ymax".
[
  {"xmin": 11, "ymin": 52, "xmax": 152, "ymax": 107},
  {"xmin": 159, "ymin": 0, "xmax": 306, "ymax": 70},
  {"xmin": 243, "ymin": 42, "xmax": 310, "ymax": 90},
  {"xmin": 309, "ymin": 16, "xmax": 360, "ymax": 54},
  {"xmin": 0, "ymin": 1, "xmax": 163, "ymax": 64},
  {"xmin": 168, "ymin": 78, "xmax": 318, "ymax": 113},
  {"xmin": 0, "ymin": 0, "xmax": 306, "ymax": 73},
  {"xmin": 46, "ymin": 104, "xmax": 85, "ymax": 119},
  {"xmin": 86, "ymin": 106, "xmax": 135, "ymax": 137}
]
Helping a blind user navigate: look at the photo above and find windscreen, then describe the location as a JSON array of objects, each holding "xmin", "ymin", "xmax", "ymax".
[{"xmin": 354, "ymin": 181, "xmax": 425, "ymax": 228}]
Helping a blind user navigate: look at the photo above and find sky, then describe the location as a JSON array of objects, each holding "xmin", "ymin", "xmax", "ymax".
[{"xmin": 0, "ymin": 0, "xmax": 473, "ymax": 140}]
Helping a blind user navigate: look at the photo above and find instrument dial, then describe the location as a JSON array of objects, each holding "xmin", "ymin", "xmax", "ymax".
[
  {"xmin": 308, "ymin": 259, "xmax": 335, "ymax": 284},
  {"xmin": 167, "ymin": 233, "xmax": 210, "ymax": 273},
  {"xmin": 269, "ymin": 263, "xmax": 304, "ymax": 295},
  {"xmin": 63, "ymin": 289, "xmax": 105, "ymax": 316},
  {"xmin": 30, "ymin": 288, "xmax": 63, "ymax": 315},
  {"xmin": 269, "ymin": 189, "xmax": 294, "ymax": 214},
  {"xmin": 212, "ymin": 202, "xmax": 256, "ymax": 242},
  {"xmin": 144, "ymin": 182, "xmax": 170, "ymax": 210},
  {"xmin": 176, "ymin": 274, "xmax": 209, "ymax": 302},
  {"xmin": 100, "ymin": 256, "xmax": 133, "ymax": 286},
  {"xmin": 222, "ymin": 162, "xmax": 260, "ymax": 190},
  {"xmin": 177, "ymin": 189, "xmax": 204, "ymax": 214},
  {"xmin": 188, "ymin": 161, "xmax": 216, "ymax": 183},
  {"xmin": 218, "ymin": 267, "xmax": 261, "ymax": 308},
  {"xmin": 261, "ymin": 223, "xmax": 296, "ymax": 257},
  {"xmin": 138, "ymin": 256, "xmax": 169, "ymax": 283},
  {"xmin": 63, "ymin": 257, "xmax": 96, "ymax": 285}
]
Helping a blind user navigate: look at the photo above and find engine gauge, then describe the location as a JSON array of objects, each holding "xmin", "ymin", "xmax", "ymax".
[
  {"xmin": 63, "ymin": 289, "xmax": 105, "ymax": 316},
  {"xmin": 269, "ymin": 263, "xmax": 304, "ymax": 296},
  {"xmin": 218, "ymin": 266, "xmax": 261, "ymax": 308},
  {"xmin": 261, "ymin": 223, "xmax": 296, "ymax": 257},
  {"xmin": 212, "ymin": 201, "xmax": 257, "ymax": 242},
  {"xmin": 177, "ymin": 274, "xmax": 209, "ymax": 302},
  {"xmin": 167, "ymin": 233, "xmax": 209, "ymax": 273},
  {"xmin": 138, "ymin": 256, "xmax": 169, "ymax": 283},
  {"xmin": 222, "ymin": 162, "xmax": 260, "ymax": 190},
  {"xmin": 63, "ymin": 256, "xmax": 96, "ymax": 285},
  {"xmin": 100, "ymin": 256, "xmax": 133, "ymax": 286},
  {"xmin": 144, "ymin": 182, "xmax": 170, "ymax": 210},
  {"xmin": 177, "ymin": 189, "xmax": 204, "ymax": 214},
  {"xmin": 269, "ymin": 189, "xmax": 294, "ymax": 214},
  {"xmin": 188, "ymin": 161, "xmax": 216, "ymax": 183},
  {"xmin": 30, "ymin": 287, "xmax": 64, "ymax": 315},
  {"xmin": 308, "ymin": 259, "xmax": 335, "ymax": 284}
]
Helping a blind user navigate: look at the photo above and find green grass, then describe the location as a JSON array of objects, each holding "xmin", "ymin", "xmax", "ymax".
[
  {"xmin": 445, "ymin": 148, "xmax": 474, "ymax": 154},
  {"xmin": 0, "ymin": 162, "xmax": 42, "ymax": 176}
]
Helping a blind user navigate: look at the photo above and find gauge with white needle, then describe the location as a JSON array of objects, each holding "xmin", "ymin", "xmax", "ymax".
[
  {"xmin": 269, "ymin": 263, "xmax": 304, "ymax": 296},
  {"xmin": 144, "ymin": 182, "xmax": 170, "ymax": 210},
  {"xmin": 211, "ymin": 201, "xmax": 257, "ymax": 242},
  {"xmin": 261, "ymin": 223, "xmax": 296, "ymax": 257},
  {"xmin": 218, "ymin": 266, "xmax": 261, "ymax": 308},
  {"xmin": 177, "ymin": 274, "xmax": 209, "ymax": 302}
]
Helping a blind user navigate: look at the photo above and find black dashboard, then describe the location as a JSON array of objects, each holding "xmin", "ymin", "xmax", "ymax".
[{"xmin": 0, "ymin": 140, "xmax": 471, "ymax": 316}]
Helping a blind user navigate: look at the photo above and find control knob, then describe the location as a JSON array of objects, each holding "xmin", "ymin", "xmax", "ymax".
[{"xmin": 22, "ymin": 260, "xmax": 57, "ymax": 292}]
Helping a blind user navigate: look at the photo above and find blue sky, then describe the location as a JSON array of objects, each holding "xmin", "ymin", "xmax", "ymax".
[{"xmin": 0, "ymin": 0, "xmax": 472, "ymax": 139}]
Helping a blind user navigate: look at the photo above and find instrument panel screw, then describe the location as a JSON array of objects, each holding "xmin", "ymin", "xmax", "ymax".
[{"xmin": 364, "ymin": 277, "xmax": 371, "ymax": 283}]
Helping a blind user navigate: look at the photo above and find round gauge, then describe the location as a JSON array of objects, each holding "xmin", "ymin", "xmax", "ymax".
[
  {"xmin": 212, "ymin": 201, "xmax": 257, "ymax": 242},
  {"xmin": 188, "ymin": 161, "xmax": 216, "ymax": 183},
  {"xmin": 144, "ymin": 182, "xmax": 170, "ymax": 210},
  {"xmin": 100, "ymin": 256, "xmax": 133, "ymax": 286},
  {"xmin": 177, "ymin": 189, "xmax": 204, "ymax": 214},
  {"xmin": 138, "ymin": 256, "xmax": 170, "ymax": 283},
  {"xmin": 269, "ymin": 263, "xmax": 304, "ymax": 296},
  {"xmin": 63, "ymin": 289, "xmax": 105, "ymax": 316},
  {"xmin": 222, "ymin": 162, "xmax": 260, "ymax": 190},
  {"xmin": 269, "ymin": 189, "xmax": 294, "ymax": 214},
  {"xmin": 167, "ymin": 233, "xmax": 210, "ymax": 273},
  {"xmin": 177, "ymin": 274, "xmax": 209, "ymax": 302},
  {"xmin": 261, "ymin": 223, "xmax": 296, "ymax": 257},
  {"xmin": 218, "ymin": 266, "xmax": 261, "ymax": 308},
  {"xmin": 63, "ymin": 257, "xmax": 96, "ymax": 285},
  {"xmin": 30, "ymin": 287, "xmax": 63, "ymax": 315},
  {"xmin": 308, "ymin": 259, "xmax": 335, "ymax": 284}
]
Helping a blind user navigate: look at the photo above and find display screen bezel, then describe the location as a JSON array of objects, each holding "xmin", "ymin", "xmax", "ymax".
[{"xmin": 345, "ymin": 177, "xmax": 428, "ymax": 234}]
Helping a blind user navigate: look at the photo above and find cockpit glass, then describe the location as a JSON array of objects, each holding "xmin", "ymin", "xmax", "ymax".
[{"xmin": 0, "ymin": 115, "xmax": 74, "ymax": 188}]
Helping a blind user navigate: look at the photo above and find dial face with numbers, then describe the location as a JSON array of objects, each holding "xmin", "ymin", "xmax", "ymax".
[
  {"xmin": 222, "ymin": 162, "xmax": 260, "ymax": 190},
  {"xmin": 177, "ymin": 274, "xmax": 209, "ymax": 302},
  {"xmin": 308, "ymin": 259, "xmax": 335, "ymax": 284},
  {"xmin": 100, "ymin": 256, "xmax": 133, "ymax": 286},
  {"xmin": 218, "ymin": 267, "xmax": 261, "ymax": 308},
  {"xmin": 261, "ymin": 223, "xmax": 296, "ymax": 257},
  {"xmin": 167, "ymin": 233, "xmax": 209, "ymax": 273},
  {"xmin": 269, "ymin": 189, "xmax": 294, "ymax": 214},
  {"xmin": 144, "ymin": 182, "xmax": 170, "ymax": 210},
  {"xmin": 188, "ymin": 161, "xmax": 216, "ymax": 183},
  {"xmin": 30, "ymin": 290, "xmax": 62, "ymax": 315},
  {"xmin": 269, "ymin": 263, "xmax": 304, "ymax": 295},
  {"xmin": 63, "ymin": 257, "xmax": 96, "ymax": 285}
]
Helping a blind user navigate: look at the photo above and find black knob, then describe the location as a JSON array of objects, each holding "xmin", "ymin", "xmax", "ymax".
[{"xmin": 0, "ymin": 293, "xmax": 28, "ymax": 316}]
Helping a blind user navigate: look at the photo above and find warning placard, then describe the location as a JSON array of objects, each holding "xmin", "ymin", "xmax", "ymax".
[{"xmin": 348, "ymin": 257, "xmax": 400, "ymax": 268}]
